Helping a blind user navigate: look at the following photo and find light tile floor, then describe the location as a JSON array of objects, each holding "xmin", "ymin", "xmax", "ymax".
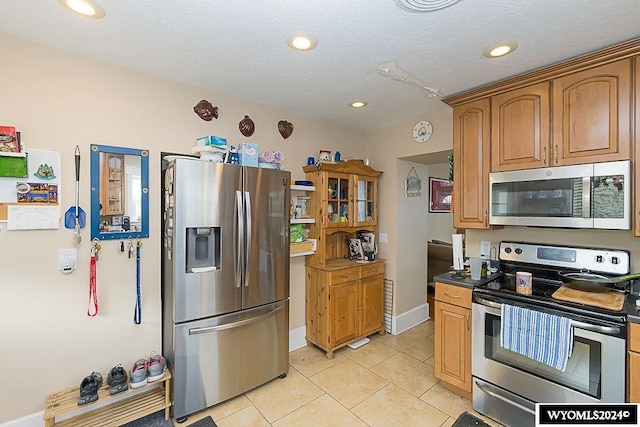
[{"xmin": 174, "ymin": 320, "xmax": 503, "ymax": 427}]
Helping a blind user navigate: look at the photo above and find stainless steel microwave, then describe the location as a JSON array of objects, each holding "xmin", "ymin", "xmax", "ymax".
[{"xmin": 489, "ymin": 160, "xmax": 630, "ymax": 229}]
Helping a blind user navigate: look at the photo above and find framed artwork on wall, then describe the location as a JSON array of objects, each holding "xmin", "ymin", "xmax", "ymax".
[
  {"xmin": 404, "ymin": 166, "xmax": 422, "ymax": 197},
  {"xmin": 429, "ymin": 177, "xmax": 453, "ymax": 213}
]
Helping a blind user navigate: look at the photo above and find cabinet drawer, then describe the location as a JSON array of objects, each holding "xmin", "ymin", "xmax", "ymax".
[
  {"xmin": 360, "ymin": 262, "xmax": 384, "ymax": 279},
  {"xmin": 435, "ymin": 282, "xmax": 472, "ymax": 308},
  {"xmin": 629, "ymin": 323, "xmax": 640, "ymax": 353},
  {"xmin": 330, "ymin": 267, "xmax": 360, "ymax": 284}
]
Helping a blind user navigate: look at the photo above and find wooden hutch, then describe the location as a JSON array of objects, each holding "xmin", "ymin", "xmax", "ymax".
[{"xmin": 303, "ymin": 159, "xmax": 385, "ymax": 358}]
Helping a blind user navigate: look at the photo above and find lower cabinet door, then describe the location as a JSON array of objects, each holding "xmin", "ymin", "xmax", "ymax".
[
  {"xmin": 360, "ymin": 275, "xmax": 384, "ymax": 336},
  {"xmin": 434, "ymin": 301, "xmax": 471, "ymax": 392},
  {"xmin": 329, "ymin": 281, "xmax": 359, "ymax": 347}
]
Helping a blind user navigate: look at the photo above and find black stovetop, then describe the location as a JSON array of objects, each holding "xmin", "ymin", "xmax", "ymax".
[{"xmin": 474, "ymin": 262, "xmax": 629, "ymax": 325}]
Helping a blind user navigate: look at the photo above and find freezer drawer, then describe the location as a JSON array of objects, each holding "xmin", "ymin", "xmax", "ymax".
[{"xmin": 172, "ymin": 300, "xmax": 289, "ymax": 419}]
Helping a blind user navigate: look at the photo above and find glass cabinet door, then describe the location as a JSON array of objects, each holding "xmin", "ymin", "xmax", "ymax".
[
  {"xmin": 326, "ymin": 173, "xmax": 351, "ymax": 227},
  {"xmin": 354, "ymin": 176, "xmax": 377, "ymax": 227}
]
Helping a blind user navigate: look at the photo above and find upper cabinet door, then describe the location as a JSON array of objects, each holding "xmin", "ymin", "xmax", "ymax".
[
  {"xmin": 491, "ymin": 82, "xmax": 550, "ymax": 172},
  {"xmin": 324, "ymin": 171, "xmax": 352, "ymax": 228},
  {"xmin": 353, "ymin": 175, "xmax": 377, "ymax": 228},
  {"xmin": 552, "ymin": 59, "xmax": 632, "ymax": 166},
  {"xmin": 453, "ymin": 98, "xmax": 491, "ymax": 229}
]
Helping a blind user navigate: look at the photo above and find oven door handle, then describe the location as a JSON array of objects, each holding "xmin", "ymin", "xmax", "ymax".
[
  {"xmin": 475, "ymin": 296, "xmax": 502, "ymax": 310},
  {"xmin": 474, "ymin": 296, "xmax": 621, "ymax": 335},
  {"xmin": 475, "ymin": 381, "xmax": 536, "ymax": 415}
]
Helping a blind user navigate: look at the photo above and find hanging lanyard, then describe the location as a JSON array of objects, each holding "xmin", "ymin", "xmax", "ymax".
[
  {"xmin": 88, "ymin": 239, "xmax": 101, "ymax": 317},
  {"xmin": 134, "ymin": 240, "xmax": 142, "ymax": 324}
]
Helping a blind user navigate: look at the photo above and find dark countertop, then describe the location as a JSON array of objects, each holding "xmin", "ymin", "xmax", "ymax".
[{"xmin": 433, "ymin": 271, "xmax": 502, "ymax": 289}]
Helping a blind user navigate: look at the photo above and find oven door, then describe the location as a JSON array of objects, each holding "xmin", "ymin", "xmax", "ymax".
[{"xmin": 472, "ymin": 295, "xmax": 625, "ymax": 423}]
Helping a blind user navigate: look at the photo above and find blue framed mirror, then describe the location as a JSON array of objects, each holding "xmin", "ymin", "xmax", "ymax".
[{"xmin": 90, "ymin": 144, "xmax": 149, "ymax": 240}]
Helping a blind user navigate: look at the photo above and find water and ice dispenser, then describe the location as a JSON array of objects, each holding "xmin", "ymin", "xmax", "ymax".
[{"xmin": 185, "ymin": 227, "xmax": 221, "ymax": 273}]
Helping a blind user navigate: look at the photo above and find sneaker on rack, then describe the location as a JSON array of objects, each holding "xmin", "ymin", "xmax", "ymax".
[
  {"xmin": 107, "ymin": 364, "xmax": 129, "ymax": 395},
  {"xmin": 147, "ymin": 353, "xmax": 167, "ymax": 382},
  {"xmin": 78, "ymin": 371, "xmax": 103, "ymax": 405},
  {"xmin": 129, "ymin": 359, "xmax": 148, "ymax": 389}
]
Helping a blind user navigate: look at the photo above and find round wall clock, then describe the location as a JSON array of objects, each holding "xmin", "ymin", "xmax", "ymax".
[{"xmin": 413, "ymin": 120, "xmax": 433, "ymax": 143}]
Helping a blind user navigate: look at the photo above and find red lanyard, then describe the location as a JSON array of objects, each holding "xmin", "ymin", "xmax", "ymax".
[
  {"xmin": 88, "ymin": 255, "xmax": 98, "ymax": 316},
  {"xmin": 88, "ymin": 240, "xmax": 101, "ymax": 316}
]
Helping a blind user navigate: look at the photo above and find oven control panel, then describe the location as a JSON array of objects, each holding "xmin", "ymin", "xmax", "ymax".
[{"xmin": 499, "ymin": 241, "xmax": 630, "ymax": 275}]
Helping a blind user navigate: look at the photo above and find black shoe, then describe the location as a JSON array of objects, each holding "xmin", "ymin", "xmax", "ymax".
[
  {"xmin": 78, "ymin": 371, "xmax": 103, "ymax": 405},
  {"xmin": 107, "ymin": 364, "xmax": 129, "ymax": 395}
]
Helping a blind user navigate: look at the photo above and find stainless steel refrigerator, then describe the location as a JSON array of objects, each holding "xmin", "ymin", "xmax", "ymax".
[{"xmin": 161, "ymin": 157, "xmax": 290, "ymax": 420}]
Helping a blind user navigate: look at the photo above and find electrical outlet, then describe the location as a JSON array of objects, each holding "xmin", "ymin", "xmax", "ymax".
[
  {"xmin": 379, "ymin": 233, "xmax": 388, "ymax": 243},
  {"xmin": 58, "ymin": 248, "xmax": 77, "ymax": 273},
  {"xmin": 480, "ymin": 240, "xmax": 491, "ymax": 258}
]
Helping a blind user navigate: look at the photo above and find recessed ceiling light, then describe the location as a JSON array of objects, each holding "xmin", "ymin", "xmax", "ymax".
[
  {"xmin": 350, "ymin": 101, "xmax": 368, "ymax": 108},
  {"xmin": 286, "ymin": 33, "xmax": 317, "ymax": 51},
  {"xmin": 483, "ymin": 41, "xmax": 518, "ymax": 58},
  {"xmin": 58, "ymin": 0, "xmax": 106, "ymax": 18}
]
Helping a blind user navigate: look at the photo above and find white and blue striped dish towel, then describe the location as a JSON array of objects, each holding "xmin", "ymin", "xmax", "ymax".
[{"xmin": 500, "ymin": 304, "xmax": 573, "ymax": 371}]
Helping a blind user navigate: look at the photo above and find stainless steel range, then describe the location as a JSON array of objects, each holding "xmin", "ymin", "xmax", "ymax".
[{"xmin": 472, "ymin": 241, "xmax": 629, "ymax": 427}]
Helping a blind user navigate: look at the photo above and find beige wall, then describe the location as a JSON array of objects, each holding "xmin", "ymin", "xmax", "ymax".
[
  {"xmin": 366, "ymin": 106, "xmax": 454, "ymax": 329},
  {"xmin": 0, "ymin": 34, "xmax": 366, "ymax": 423}
]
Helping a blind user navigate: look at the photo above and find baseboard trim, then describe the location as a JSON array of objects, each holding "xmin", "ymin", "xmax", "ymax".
[
  {"xmin": 392, "ymin": 302, "xmax": 429, "ymax": 335},
  {"xmin": 0, "ymin": 411, "xmax": 43, "ymax": 427},
  {"xmin": 289, "ymin": 325, "xmax": 307, "ymax": 352}
]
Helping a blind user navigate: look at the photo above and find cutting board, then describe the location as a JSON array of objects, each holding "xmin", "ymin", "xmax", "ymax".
[{"xmin": 552, "ymin": 286, "xmax": 625, "ymax": 311}]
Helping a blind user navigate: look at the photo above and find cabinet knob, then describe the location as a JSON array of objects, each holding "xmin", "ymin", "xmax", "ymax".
[
  {"xmin": 443, "ymin": 292, "xmax": 460, "ymax": 299},
  {"xmin": 554, "ymin": 144, "xmax": 558, "ymax": 164},
  {"xmin": 543, "ymin": 146, "xmax": 547, "ymax": 165}
]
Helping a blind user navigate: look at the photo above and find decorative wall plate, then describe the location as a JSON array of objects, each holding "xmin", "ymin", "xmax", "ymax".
[
  {"xmin": 413, "ymin": 120, "xmax": 433, "ymax": 143},
  {"xmin": 278, "ymin": 120, "xmax": 294, "ymax": 139},
  {"xmin": 239, "ymin": 115, "xmax": 255, "ymax": 137},
  {"xmin": 193, "ymin": 99, "xmax": 218, "ymax": 121}
]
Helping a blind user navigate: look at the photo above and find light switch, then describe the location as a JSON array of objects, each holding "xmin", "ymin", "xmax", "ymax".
[
  {"xmin": 58, "ymin": 248, "xmax": 77, "ymax": 274},
  {"xmin": 379, "ymin": 233, "xmax": 388, "ymax": 243}
]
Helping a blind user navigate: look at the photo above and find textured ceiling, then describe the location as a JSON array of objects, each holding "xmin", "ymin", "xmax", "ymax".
[{"xmin": 1, "ymin": 0, "xmax": 639, "ymax": 131}]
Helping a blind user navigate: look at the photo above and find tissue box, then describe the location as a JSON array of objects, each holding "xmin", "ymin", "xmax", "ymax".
[
  {"xmin": 239, "ymin": 142, "xmax": 259, "ymax": 167},
  {"xmin": 196, "ymin": 135, "xmax": 227, "ymax": 148}
]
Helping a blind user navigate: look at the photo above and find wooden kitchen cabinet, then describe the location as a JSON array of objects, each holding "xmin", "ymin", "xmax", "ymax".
[
  {"xmin": 434, "ymin": 282, "xmax": 472, "ymax": 397},
  {"xmin": 100, "ymin": 152, "xmax": 125, "ymax": 215},
  {"xmin": 552, "ymin": 59, "xmax": 631, "ymax": 166},
  {"xmin": 444, "ymin": 41, "xmax": 639, "ymax": 221},
  {"xmin": 305, "ymin": 259, "xmax": 385, "ymax": 358},
  {"xmin": 491, "ymin": 81, "xmax": 550, "ymax": 172},
  {"xmin": 452, "ymin": 99, "xmax": 491, "ymax": 229},
  {"xmin": 303, "ymin": 160, "xmax": 385, "ymax": 358},
  {"xmin": 627, "ymin": 322, "xmax": 640, "ymax": 402}
]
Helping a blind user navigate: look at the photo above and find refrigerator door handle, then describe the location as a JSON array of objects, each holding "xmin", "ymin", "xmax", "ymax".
[
  {"xmin": 244, "ymin": 190, "xmax": 252, "ymax": 287},
  {"xmin": 188, "ymin": 306, "xmax": 283, "ymax": 335},
  {"xmin": 236, "ymin": 190, "xmax": 243, "ymax": 288}
]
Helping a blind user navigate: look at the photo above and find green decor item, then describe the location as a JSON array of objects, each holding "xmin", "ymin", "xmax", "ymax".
[{"xmin": 0, "ymin": 154, "xmax": 28, "ymax": 178}]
